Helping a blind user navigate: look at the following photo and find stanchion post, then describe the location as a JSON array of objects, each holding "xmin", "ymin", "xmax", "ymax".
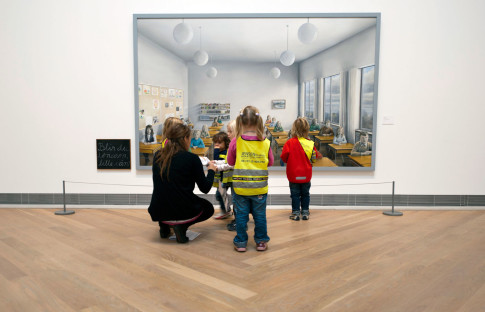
[
  {"xmin": 55, "ymin": 180, "xmax": 75, "ymax": 215},
  {"xmin": 383, "ymin": 180, "xmax": 403, "ymax": 216}
]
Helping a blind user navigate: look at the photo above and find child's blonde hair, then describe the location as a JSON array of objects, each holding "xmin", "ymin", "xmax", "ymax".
[
  {"xmin": 235, "ymin": 106, "xmax": 264, "ymax": 140},
  {"xmin": 226, "ymin": 120, "xmax": 236, "ymax": 132},
  {"xmin": 291, "ymin": 117, "xmax": 310, "ymax": 138}
]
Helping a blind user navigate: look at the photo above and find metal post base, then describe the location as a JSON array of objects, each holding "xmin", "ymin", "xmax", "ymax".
[
  {"xmin": 55, "ymin": 210, "xmax": 75, "ymax": 215},
  {"xmin": 383, "ymin": 211, "xmax": 403, "ymax": 216}
]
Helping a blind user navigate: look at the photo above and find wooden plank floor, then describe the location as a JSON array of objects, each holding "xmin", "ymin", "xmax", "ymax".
[{"xmin": 0, "ymin": 209, "xmax": 484, "ymax": 312}]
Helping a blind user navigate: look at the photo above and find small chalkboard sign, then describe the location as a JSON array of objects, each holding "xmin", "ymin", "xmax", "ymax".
[{"xmin": 96, "ymin": 139, "xmax": 131, "ymax": 169}]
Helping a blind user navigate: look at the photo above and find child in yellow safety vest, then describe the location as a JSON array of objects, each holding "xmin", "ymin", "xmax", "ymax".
[
  {"xmin": 212, "ymin": 131, "xmax": 232, "ymax": 219},
  {"xmin": 280, "ymin": 118, "xmax": 322, "ymax": 221},
  {"xmin": 227, "ymin": 106, "xmax": 274, "ymax": 252}
]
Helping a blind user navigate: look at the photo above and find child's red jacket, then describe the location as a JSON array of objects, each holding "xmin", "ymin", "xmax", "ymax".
[{"xmin": 280, "ymin": 137, "xmax": 319, "ymax": 183}]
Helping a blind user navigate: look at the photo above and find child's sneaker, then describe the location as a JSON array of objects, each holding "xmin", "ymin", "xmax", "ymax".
[
  {"xmin": 214, "ymin": 211, "xmax": 232, "ymax": 219},
  {"xmin": 289, "ymin": 212, "xmax": 300, "ymax": 221},
  {"xmin": 234, "ymin": 245, "xmax": 247, "ymax": 252},
  {"xmin": 227, "ymin": 220, "xmax": 236, "ymax": 231},
  {"xmin": 256, "ymin": 242, "xmax": 267, "ymax": 251},
  {"xmin": 301, "ymin": 211, "xmax": 310, "ymax": 220}
]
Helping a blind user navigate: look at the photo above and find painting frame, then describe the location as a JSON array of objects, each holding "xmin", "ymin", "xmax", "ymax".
[
  {"xmin": 133, "ymin": 13, "xmax": 381, "ymax": 171},
  {"xmin": 272, "ymin": 99, "xmax": 286, "ymax": 110}
]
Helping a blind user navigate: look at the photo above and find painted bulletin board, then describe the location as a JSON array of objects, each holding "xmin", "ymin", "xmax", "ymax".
[{"xmin": 138, "ymin": 84, "xmax": 184, "ymax": 130}]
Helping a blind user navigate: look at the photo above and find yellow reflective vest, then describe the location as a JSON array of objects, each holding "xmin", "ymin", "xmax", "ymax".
[
  {"xmin": 232, "ymin": 137, "xmax": 270, "ymax": 196},
  {"xmin": 298, "ymin": 137, "xmax": 314, "ymax": 163},
  {"xmin": 213, "ymin": 154, "xmax": 227, "ymax": 187}
]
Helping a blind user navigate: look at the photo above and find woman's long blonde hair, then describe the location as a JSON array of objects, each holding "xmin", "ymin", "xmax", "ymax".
[
  {"xmin": 235, "ymin": 106, "xmax": 264, "ymax": 140},
  {"xmin": 291, "ymin": 117, "xmax": 310, "ymax": 138},
  {"xmin": 155, "ymin": 123, "xmax": 191, "ymax": 180}
]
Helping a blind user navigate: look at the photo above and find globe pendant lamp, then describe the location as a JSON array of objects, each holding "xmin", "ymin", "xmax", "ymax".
[
  {"xmin": 206, "ymin": 56, "xmax": 217, "ymax": 78},
  {"xmin": 173, "ymin": 19, "xmax": 193, "ymax": 44},
  {"xmin": 280, "ymin": 25, "xmax": 295, "ymax": 66},
  {"xmin": 193, "ymin": 27, "xmax": 209, "ymax": 66},
  {"xmin": 207, "ymin": 66, "xmax": 218, "ymax": 78},
  {"xmin": 298, "ymin": 18, "xmax": 318, "ymax": 44},
  {"xmin": 270, "ymin": 51, "xmax": 281, "ymax": 79}
]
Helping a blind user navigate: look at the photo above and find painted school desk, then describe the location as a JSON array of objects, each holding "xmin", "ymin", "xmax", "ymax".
[
  {"xmin": 139, "ymin": 143, "xmax": 162, "ymax": 154},
  {"xmin": 191, "ymin": 147, "xmax": 209, "ymax": 157},
  {"xmin": 201, "ymin": 138, "xmax": 213, "ymax": 147},
  {"xmin": 327, "ymin": 143, "xmax": 354, "ymax": 161},
  {"xmin": 348, "ymin": 155, "xmax": 372, "ymax": 167},
  {"xmin": 208, "ymin": 129, "xmax": 219, "ymax": 137},
  {"xmin": 313, "ymin": 157, "xmax": 338, "ymax": 167}
]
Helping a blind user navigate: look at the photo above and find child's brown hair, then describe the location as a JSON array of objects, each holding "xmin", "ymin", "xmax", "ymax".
[
  {"xmin": 212, "ymin": 131, "xmax": 231, "ymax": 150},
  {"xmin": 291, "ymin": 117, "xmax": 310, "ymax": 138},
  {"xmin": 235, "ymin": 106, "xmax": 264, "ymax": 140}
]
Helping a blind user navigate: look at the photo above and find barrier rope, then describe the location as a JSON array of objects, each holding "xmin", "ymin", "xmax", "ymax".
[{"xmin": 56, "ymin": 180, "xmax": 402, "ymax": 216}]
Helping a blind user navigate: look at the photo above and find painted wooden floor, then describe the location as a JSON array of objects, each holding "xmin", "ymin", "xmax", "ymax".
[{"xmin": 0, "ymin": 208, "xmax": 484, "ymax": 311}]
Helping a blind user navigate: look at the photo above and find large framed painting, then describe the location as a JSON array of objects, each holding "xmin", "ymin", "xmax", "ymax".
[{"xmin": 133, "ymin": 13, "xmax": 381, "ymax": 171}]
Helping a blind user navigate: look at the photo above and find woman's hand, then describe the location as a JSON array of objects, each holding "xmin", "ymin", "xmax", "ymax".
[{"xmin": 207, "ymin": 162, "xmax": 217, "ymax": 172}]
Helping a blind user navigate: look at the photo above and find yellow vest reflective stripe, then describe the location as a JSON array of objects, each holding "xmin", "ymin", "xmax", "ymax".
[
  {"xmin": 213, "ymin": 154, "xmax": 227, "ymax": 187},
  {"xmin": 298, "ymin": 137, "xmax": 314, "ymax": 162},
  {"xmin": 233, "ymin": 137, "xmax": 270, "ymax": 196},
  {"xmin": 222, "ymin": 168, "xmax": 233, "ymax": 184}
]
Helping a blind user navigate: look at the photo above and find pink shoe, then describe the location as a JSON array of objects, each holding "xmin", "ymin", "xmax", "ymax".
[
  {"xmin": 256, "ymin": 242, "xmax": 267, "ymax": 251},
  {"xmin": 214, "ymin": 211, "xmax": 232, "ymax": 220},
  {"xmin": 234, "ymin": 245, "xmax": 247, "ymax": 252}
]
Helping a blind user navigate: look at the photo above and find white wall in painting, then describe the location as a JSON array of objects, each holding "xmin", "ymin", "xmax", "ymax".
[{"xmin": 187, "ymin": 61, "xmax": 298, "ymax": 132}]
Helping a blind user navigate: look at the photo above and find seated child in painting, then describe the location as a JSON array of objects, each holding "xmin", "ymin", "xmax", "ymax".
[
  {"xmin": 351, "ymin": 132, "xmax": 372, "ymax": 156},
  {"xmin": 273, "ymin": 121, "xmax": 284, "ymax": 132},
  {"xmin": 200, "ymin": 125, "xmax": 210, "ymax": 138},
  {"xmin": 190, "ymin": 130, "xmax": 205, "ymax": 149},
  {"xmin": 265, "ymin": 115, "xmax": 272, "ymax": 126},
  {"xmin": 318, "ymin": 120, "xmax": 334, "ymax": 136},
  {"xmin": 142, "ymin": 125, "xmax": 156, "ymax": 144},
  {"xmin": 212, "ymin": 131, "xmax": 233, "ymax": 219},
  {"xmin": 333, "ymin": 126, "xmax": 347, "ymax": 145},
  {"xmin": 280, "ymin": 117, "xmax": 322, "ymax": 221},
  {"xmin": 211, "ymin": 117, "xmax": 219, "ymax": 127},
  {"xmin": 309, "ymin": 118, "xmax": 320, "ymax": 131},
  {"xmin": 269, "ymin": 117, "xmax": 277, "ymax": 127},
  {"xmin": 141, "ymin": 124, "xmax": 157, "ymax": 165},
  {"xmin": 186, "ymin": 117, "xmax": 194, "ymax": 129}
]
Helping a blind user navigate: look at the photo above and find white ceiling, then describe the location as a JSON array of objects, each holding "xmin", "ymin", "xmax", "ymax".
[{"xmin": 137, "ymin": 17, "xmax": 376, "ymax": 64}]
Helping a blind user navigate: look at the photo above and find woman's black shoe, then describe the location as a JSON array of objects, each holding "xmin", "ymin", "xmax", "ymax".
[
  {"xmin": 173, "ymin": 224, "xmax": 189, "ymax": 243},
  {"xmin": 159, "ymin": 224, "xmax": 171, "ymax": 238}
]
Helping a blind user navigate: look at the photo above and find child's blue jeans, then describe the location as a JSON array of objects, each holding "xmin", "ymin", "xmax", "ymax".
[
  {"xmin": 215, "ymin": 188, "xmax": 226, "ymax": 212},
  {"xmin": 289, "ymin": 182, "xmax": 311, "ymax": 213},
  {"xmin": 232, "ymin": 192, "xmax": 270, "ymax": 248}
]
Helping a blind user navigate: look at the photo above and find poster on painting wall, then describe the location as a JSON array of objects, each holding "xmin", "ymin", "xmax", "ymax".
[
  {"xmin": 143, "ymin": 85, "xmax": 150, "ymax": 95},
  {"xmin": 153, "ymin": 99, "xmax": 159, "ymax": 109},
  {"xmin": 151, "ymin": 87, "xmax": 159, "ymax": 96},
  {"xmin": 168, "ymin": 89, "xmax": 175, "ymax": 98}
]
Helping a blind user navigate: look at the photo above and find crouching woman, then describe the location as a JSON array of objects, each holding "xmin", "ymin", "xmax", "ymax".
[{"xmin": 148, "ymin": 123, "xmax": 217, "ymax": 243}]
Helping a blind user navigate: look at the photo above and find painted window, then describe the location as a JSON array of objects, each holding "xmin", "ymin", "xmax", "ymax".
[
  {"xmin": 360, "ymin": 65, "xmax": 375, "ymax": 130},
  {"xmin": 324, "ymin": 74, "xmax": 340, "ymax": 124},
  {"xmin": 304, "ymin": 80, "xmax": 315, "ymax": 119}
]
